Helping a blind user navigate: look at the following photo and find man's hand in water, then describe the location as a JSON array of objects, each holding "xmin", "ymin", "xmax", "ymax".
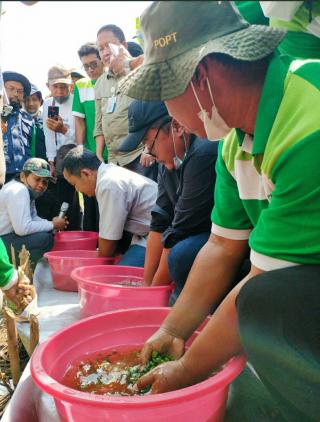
[
  {"xmin": 140, "ymin": 327, "xmax": 185, "ymax": 365},
  {"xmin": 135, "ymin": 359, "xmax": 193, "ymax": 394}
]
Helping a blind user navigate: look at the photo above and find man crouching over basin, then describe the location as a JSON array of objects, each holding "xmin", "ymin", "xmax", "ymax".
[{"xmin": 62, "ymin": 146, "xmax": 157, "ymax": 267}]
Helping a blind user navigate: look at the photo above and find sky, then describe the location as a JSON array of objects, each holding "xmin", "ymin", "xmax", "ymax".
[{"xmin": 1, "ymin": 1, "xmax": 151, "ymax": 96}]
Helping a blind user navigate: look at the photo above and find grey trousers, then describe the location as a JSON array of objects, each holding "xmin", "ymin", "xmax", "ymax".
[{"xmin": 1, "ymin": 231, "xmax": 53, "ymax": 265}]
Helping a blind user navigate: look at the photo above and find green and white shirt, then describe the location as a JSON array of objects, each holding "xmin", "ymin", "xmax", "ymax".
[
  {"xmin": 211, "ymin": 54, "xmax": 320, "ymax": 271},
  {"xmin": 260, "ymin": 1, "xmax": 320, "ymax": 59},
  {"xmin": 72, "ymin": 78, "xmax": 108, "ymax": 160},
  {"xmin": 0, "ymin": 238, "xmax": 17, "ymax": 290}
]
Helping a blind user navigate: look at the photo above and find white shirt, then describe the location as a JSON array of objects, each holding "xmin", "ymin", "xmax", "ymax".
[
  {"xmin": 95, "ymin": 163, "xmax": 157, "ymax": 247},
  {"xmin": 0, "ymin": 180, "xmax": 53, "ymax": 236},
  {"xmin": 43, "ymin": 95, "xmax": 76, "ymax": 162}
]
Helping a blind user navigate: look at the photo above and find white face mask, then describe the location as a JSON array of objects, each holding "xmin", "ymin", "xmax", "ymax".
[{"xmin": 191, "ymin": 79, "xmax": 231, "ymax": 141}]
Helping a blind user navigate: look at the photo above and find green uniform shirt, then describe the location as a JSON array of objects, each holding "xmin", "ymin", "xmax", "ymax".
[
  {"xmin": 263, "ymin": 1, "xmax": 320, "ymax": 59},
  {"xmin": 72, "ymin": 78, "xmax": 108, "ymax": 160},
  {"xmin": 211, "ymin": 54, "xmax": 320, "ymax": 271},
  {"xmin": 235, "ymin": 1, "xmax": 269, "ymax": 26},
  {"xmin": 94, "ymin": 71, "xmax": 143, "ymax": 166},
  {"xmin": 0, "ymin": 238, "xmax": 15, "ymax": 288}
]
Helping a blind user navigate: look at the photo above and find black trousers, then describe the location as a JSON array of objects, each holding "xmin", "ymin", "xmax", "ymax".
[
  {"xmin": 83, "ymin": 195, "xmax": 99, "ymax": 232},
  {"xmin": 35, "ymin": 180, "xmax": 60, "ymax": 221},
  {"xmin": 237, "ymin": 265, "xmax": 320, "ymax": 422},
  {"xmin": 56, "ymin": 177, "xmax": 81, "ymax": 231},
  {"xmin": 35, "ymin": 177, "xmax": 80, "ymax": 230}
]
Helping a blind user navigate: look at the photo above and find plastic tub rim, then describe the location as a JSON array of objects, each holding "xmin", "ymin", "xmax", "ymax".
[
  {"xmin": 31, "ymin": 307, "xmax": 246, "ymax": 407},
  {"xmin": 44, "ymin": 250, "xmax": 112, "ymax": 261},
  {"xmin": 55, "ymin": 231, "xmax": 98, "ymax": 239},
  {"xmin": 71, "ymin": 265, "xmax": 174, "ymax": 292}
]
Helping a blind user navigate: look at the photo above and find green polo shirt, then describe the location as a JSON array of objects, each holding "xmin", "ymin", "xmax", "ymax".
[
  {"xmin": 211, "ymin": 54, "xmax": 320, "ymax": 271},
  {"xmin": 268, "ymin": 1, "xmax": 320, "ymax": 59},
  {"xmin": 234, "ymin": 1, "xmax": 269, "ymax": 26},
  {"xmin": 0, "ymin": 238, "xmax": 15, "ymax": 288},
  {"xmin": 72, "ymin": 78, "xmax": 108, "ymax": 160}
]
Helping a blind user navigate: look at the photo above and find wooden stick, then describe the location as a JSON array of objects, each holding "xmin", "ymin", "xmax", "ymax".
[
  {"xmin": 29, "ymin": 314, "xmax": 39, "ymax": 356},
  {"xmin": 3, "ymin": 307, "xmax": 21, "ymax": 386},
  {"xmin": 10, "ymin": 244, "xmax": 17, "ymax": 269}
]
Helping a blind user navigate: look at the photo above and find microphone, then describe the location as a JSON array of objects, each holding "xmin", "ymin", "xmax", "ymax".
[{"xmin": 58, "ymin": 202, "xmax": 69, "ymax": 219}]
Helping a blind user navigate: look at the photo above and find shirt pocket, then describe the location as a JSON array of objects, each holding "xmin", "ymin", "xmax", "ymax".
[
  {"xmin": 106, "ymin": 94, "xmax": 133, "ymax": 136},
  {"xmin": 100, "ymin": 96, "xmax": 109, "ymax": 116}
]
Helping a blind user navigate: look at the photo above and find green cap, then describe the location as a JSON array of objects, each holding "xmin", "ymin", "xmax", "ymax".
[
  {"xmin": 22, "ymin": 158, "xmax": 55, "ymax": 181},
  {"xmin": 119, "ymin": 1, "xmax": 286, "ymax": 101}
]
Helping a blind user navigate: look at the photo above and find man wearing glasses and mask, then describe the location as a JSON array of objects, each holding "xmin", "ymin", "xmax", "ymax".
[
  {"xmin": 1, "ymin": 71, "xmax": 34, "ymax": 184},
  {"xmin": 118, "ymin": 100, "xmax": 221, "ymax": 304}
]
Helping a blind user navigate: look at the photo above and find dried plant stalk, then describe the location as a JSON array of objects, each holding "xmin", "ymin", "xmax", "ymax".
[
  {"xmin": 19, "ymin": 245, "xmax": 33, "ymax": 281},
  {"xmin": 3, "ymin": 308, "xmax": 20, "ymax": 386},
  {"xmin": 10, "ymin": 245, "xmax": 16, "ymax": 270},
  {"xmin": 29, "ymin": 314, "xmax": 39, "ymax": 355}
]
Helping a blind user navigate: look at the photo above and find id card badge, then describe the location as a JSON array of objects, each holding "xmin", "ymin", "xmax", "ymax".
[{"xmin": 106, "ymin": 95, "xmax": 116, "ymax": 113}]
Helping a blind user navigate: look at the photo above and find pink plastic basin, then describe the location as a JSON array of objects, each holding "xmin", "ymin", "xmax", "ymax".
[
  {"xmin": 52, "ymin": 231, "xmax": 98, "ymax": 251},
  {"xmin": 44, "ymin": 250, "xmax": 118, "ymax": 292},
  {"xmin": 71, "ymin": 265, "xmax": 174, "ymax": 318},
  {"xmin": 31, "ymin": 307, "xmax": 246, "ymax": 422}
]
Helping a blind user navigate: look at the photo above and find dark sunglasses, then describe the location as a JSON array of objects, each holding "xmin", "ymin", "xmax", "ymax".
[
  {"xmin": 82, "ymin": 60, "xmax": 100, "ymax": 71},
  {"xmin": 143, "ymin": 125, "xmax": 162, "ymax": 159}
]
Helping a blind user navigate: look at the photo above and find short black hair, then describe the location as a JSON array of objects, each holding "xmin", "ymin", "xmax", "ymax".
[
  {"xmin": 97, "ymin": 24, "xmax": 125, "ymax": 43},
  {"xmin": 78, "ymin": 42, "xmax": 100, "ymax": 60},
  {"xmin": 195, "ymin": 53, "xmax": 270, "ymax": 83},
  {"xmin": 62, "ymin": 146, "xmax": 101, "ymax": 176},
  {"xmin": 127, "ymin": 41, "xmax": 143, "ymax": 57}
]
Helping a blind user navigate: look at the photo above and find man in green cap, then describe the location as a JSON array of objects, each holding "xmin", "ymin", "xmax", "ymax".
[
  {"xmin": 120, "ymin": 2, "xmax": 320, "ymax": 419},
  {"xmin": 0, "ymin": 157, "xmax": 67, "ymax": 264}
]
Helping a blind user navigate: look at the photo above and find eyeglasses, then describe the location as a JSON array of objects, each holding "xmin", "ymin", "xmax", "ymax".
[
  {"xmin": 143, "ymin": 125, "xmax": 162, "ymax": 159},
  {"xmin": 5, "ymin": 86, "xmax": 24, "ymax": 96},
  {"xmin": 81, "ymin": 60, "xmax": 100, "ymax": 71}
]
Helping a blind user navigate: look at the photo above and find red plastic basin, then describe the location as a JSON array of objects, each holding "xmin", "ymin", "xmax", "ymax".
[
  {"xmin": 71, "ymin": 265, "xmax": 174, "ymax": 318},
  {"xmin": 52, "ymin": 231, "xmax": 98, "ymax": 251},
  {"xmin": 44, "ymin": 250, "xmax": 118, "ymax": 292},
  {"xmin": 31, "ymin": 307, "xmax": 246, "ymax": 422}
]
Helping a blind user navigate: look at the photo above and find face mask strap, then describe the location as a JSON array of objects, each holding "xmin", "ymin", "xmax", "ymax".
[
  {"xmin": 206, "ymin": 78, "xmax": 215, "ymax": 106},
  {"xmin": 190, "ymin": 80, "xmax": 204, "ymax": 112},
  {"xmin": 182, "ymin": 133, "xmax": 187, "ymax": 152},
  {"xmin": 171, "ymin": 125, "xmax": 188, "ymax": 170},
  {"xmin": 171, "ymin": 124, "xmax": 179, "ymax": 158},
  {"xmin": 171, "ymin": 125, "xmax": 184, "ymax": 170}
]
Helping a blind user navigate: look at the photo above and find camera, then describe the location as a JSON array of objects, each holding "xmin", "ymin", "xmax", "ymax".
[{"xmin": 48, "ymin": 105, "xmax": 59, "ymax": 119}]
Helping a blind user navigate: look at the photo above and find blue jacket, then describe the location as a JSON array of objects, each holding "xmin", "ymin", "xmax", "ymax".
[{"xmin": 3, "ymin": 109, "xmax": 33, "ymax": 175}]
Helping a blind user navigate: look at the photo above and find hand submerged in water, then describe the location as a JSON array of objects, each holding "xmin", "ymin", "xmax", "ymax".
[
  {"xmin": 140, "ymin": 327, "xmax": 185, "ymax": 365},
  {"xmin": 135, "ymin": 359, "xmax": 194, "ymax": 394}
]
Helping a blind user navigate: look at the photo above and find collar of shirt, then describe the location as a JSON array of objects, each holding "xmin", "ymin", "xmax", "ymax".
[
  {"xmin": 250, "ymin": 53, "xmax": 292, "ymax": 155},
  {"xmin": 235, "ymin": 54, "xmax": 292, "ymax": 153}
]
